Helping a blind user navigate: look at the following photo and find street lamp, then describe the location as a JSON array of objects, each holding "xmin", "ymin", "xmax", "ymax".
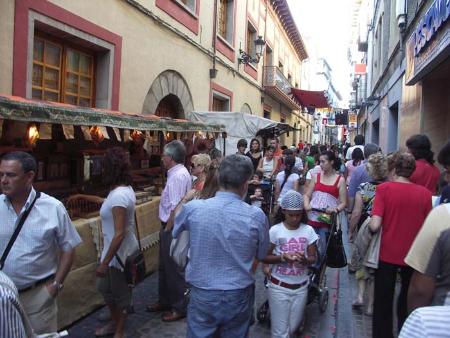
[{"xmin": 238, "ymin": 35, "xmax": 266, "ymax": 65}]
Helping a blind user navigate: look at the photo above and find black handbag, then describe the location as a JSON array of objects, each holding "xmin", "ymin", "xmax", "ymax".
[
  {"xmin": 114, "ymin": 213, "xmax": 146, "ymax": 287},
  {"xmin": 115, "ymin": 250, "xmax": 146, "ymax": 287},
  {"xmin": 326, "ymin": 213, "xmax": 348, "ymax": 268}
]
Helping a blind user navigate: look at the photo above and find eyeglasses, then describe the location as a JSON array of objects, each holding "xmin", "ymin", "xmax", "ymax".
[{"xmin": 191, "ymin": 163, "xmax": 200, "ymax": 168}]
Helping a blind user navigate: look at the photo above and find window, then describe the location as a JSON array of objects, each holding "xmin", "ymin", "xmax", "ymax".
[
  {"xmin": 288, "ymin": 74, "xmax": 292, "ymax": 84},
  {"xmin": 264, "ymin": 110, "xmax": 271, "ymax": 119},
  {"xmin": 212, "ymin": 94, "xmax": 230, "ymax": 111},
  {"xmin": 218, "ymin": 0, "xmax": 234, "ymax": 43},
  {"xmin": 32, "ymin": 36, "xmax": 94, "ymax": 107},
  {"xmin": 265, "ymin": 46, "xmax": 273, "ymax": 66},
  {"xmin": 177, "ymin": 0, "xmax": 196, "ymax": 12},
  {"xmin": 246, "ymin": 22, "xmax": 257, "ymax": 58},
  {"xmin": 279, "ymin": 61, "xmax": 284, "ymax": 73}
]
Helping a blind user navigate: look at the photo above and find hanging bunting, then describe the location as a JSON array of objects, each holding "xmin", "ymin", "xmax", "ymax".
[
  {"xmin": 39, "ymin": 123, "xmax": 52, "ymax": 140},
  {"xmin": 62, "ymin": 124, "xmax": 75, "ymax": 139},
  {"xmin": 81, "ymin": 126, "xmax": 92, "ymax": 140},
  {"xmin": 98, "ymin": 126, "xmax": 110, "ymax": 139},
  {"xmin": 112, "ymin": 128, "xmax": 121, "ymax": 141},
  {"xmin": 123, "ymin": 129, "xmax": 131, "ymax": 142}
]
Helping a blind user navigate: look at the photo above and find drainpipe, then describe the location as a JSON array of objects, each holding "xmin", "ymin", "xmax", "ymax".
[{"xmin": 210, "ymin": 0, "xmax": 218, "ymax": 79}]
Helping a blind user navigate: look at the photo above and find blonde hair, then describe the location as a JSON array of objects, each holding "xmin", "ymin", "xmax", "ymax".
[
  {"xmin": 191, "ymin": 154, "xmax": 211, "ymax": 172},
  {"xmin": 366, "ymin": 153, "xmax": 388, "ymax": 181}
]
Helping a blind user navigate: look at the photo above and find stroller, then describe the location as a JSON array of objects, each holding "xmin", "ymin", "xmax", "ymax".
[
  {"xmin": 247, "ymin": 178, "xmax": 275, "ymax": 217},
  {"xmin": 256, "ymin": 208, "xmax": 340, "ymax": 326}
]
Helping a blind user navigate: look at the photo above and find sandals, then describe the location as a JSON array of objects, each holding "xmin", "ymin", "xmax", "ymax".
[{"xmin": 95, "ymin": 323, "xmax": 116, "ymax": 337}]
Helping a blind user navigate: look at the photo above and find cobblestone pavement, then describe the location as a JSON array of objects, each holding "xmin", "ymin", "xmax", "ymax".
[{"xmin": 67, "ymin": 219, "xmax": 373, "ymax": 338}]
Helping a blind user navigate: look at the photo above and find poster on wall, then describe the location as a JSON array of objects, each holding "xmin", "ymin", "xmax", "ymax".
[{"xmin": 348, "ymin": 113, "xmax": 357, "ymax": 129}]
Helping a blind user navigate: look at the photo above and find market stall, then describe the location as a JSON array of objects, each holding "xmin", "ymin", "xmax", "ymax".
[
  {"xmin": 0, "ymin": 94, "xmax": 225, "ymax": 328},
  {"xmin": 187, "ymin": 111, "xmax": 294, "ymax": 155}
]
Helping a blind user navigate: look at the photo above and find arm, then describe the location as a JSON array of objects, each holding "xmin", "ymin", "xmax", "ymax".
[
  {"xmin": 67, "ymin": 193, "xmax": 105, "ymax": 205},
  {"xmin": 262, "ymin": 244, "xmax": 298, "ymax": 264},
  {"xmin": 293, "ymin": 178, "xmax": 299, "ymax": 192},
  {"xmin": 348, "ymin": 192, "xmax": 363, "ymax": 239},
  {"xmin": 274, "ymin": 179, "xmax": 281, "ymax": 203},
  {"xmin": 337, "ymin": 177, "xmax": 347, "ymax": 212},
  {"xmin": 257, "ymin": 157, "xmax": 263, "ymax": 171},
  {"xmin": 369, "ymin": 215, "xmax": 382, "ymax": 232},
  {"xmin": 303, "ymin": 174, "xmax": 316, "ymax": 211},
  {"xmin": 298, "ymin": 242, "xmax": 317, "ymax": 266},
  {"xmin": 407, "ymin": 271, "xmax": 435, "ymax": 313},
  {"xmin": 96, "ymin": 207, "xmax": 127, "ymax": 277}
]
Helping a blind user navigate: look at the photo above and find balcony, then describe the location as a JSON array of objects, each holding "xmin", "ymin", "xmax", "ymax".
[{"xmin": 263, "ymin": 66, "xmax": 301, "ymax": 111}]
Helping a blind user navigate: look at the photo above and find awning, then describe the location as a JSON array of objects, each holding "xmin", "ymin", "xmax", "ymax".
[
  {"xmin": 291, "ymin": 89, "xmax": 329, "ymax": 109},
  {"xmin": 0, "ymin": 95, "xmax": 225, "ymax": 133}
]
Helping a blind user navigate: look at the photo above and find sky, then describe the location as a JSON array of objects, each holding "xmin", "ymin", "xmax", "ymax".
[{"xmin": 287, "ymin": 0, "xmax": 353, "ymax": 106}]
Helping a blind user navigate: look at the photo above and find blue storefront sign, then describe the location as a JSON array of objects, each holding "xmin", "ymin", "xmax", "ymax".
[{"xmin": 414, "ymin": 0, "xmax": 450, "ymax": 56}]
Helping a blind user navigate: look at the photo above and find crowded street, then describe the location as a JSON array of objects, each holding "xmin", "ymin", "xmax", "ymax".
[{"xmin": 1, "ymin": 0, "xmax": 450, "ymax": 338}]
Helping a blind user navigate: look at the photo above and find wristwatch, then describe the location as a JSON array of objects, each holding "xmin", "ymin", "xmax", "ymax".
[{"xmin": 51, "ymin": 280, "xmax": 64, "ymax": 292}]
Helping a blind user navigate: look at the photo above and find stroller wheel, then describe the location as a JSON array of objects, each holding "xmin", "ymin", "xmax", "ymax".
[
  {"xmin": 319, "ymin": 289, "xmax": 329, "ymax": 313},
  {"xmin": 257, "ymin": 300, "xmax": 270, "ymax": 324}
]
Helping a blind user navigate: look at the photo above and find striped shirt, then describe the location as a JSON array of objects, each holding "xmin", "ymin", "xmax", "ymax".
[
  {"xmin": 0, "ymin": 188, "xmax": 82, "ymax": 289},
  {"xmin": 0, "ymin": 271, "xmax": 33, "ymax": 337},
  {"xmin": 399, "ymin": 305, "xmax": 450, "ymax": 338}
]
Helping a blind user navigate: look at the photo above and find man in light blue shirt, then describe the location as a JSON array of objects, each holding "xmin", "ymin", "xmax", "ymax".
[{"xmin": 173, "ymin": 154, "xmax": 269, "ymax": 338}]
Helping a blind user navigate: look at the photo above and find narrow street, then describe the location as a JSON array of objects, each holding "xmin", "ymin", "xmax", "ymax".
[{"xmin": 68, "ymin": 223, "xmax": 372, "ymax": 338}]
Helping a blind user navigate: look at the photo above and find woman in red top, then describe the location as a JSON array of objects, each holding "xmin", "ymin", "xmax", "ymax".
[
  {"xmin": 304, "ymin": 151, "xmax": 347, "ymax": 267},
  {"xmin": 406, "ymin": 134, "xmax": 440, "ymax": 194},
  {"xmin": 369, "ymin": 152, "xmax": 432, "ymax": 338}
]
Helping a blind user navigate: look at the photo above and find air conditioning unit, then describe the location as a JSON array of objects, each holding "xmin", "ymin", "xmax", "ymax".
[{"xmin": 358, "ymin": 41, "xmax": 368, "ymax": 52}]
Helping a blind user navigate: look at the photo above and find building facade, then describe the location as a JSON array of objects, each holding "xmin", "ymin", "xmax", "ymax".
[
  {"xmin": 0, "ymin": 0, "xmax": 314, "ymax": 145},
  {"xmin": 350, "ymin": 0, "xmax": 449, "ymax": 154}
]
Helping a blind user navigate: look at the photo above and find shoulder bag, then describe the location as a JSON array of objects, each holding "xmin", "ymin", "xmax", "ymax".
[
  {"xmin": 114, "ymin": 213, "xmax": 146, "ymax": 288},
  {"xmin": 0, "ymin": 192, "xmax": 41, "ymax": 270}
]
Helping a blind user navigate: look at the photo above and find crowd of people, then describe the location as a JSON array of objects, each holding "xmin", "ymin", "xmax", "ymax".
[{"xmin": 1, "ymin": 131, "xmax": 450, "ymax": 338}]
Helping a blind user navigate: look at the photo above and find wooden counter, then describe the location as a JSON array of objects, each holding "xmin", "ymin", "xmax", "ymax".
[{"xmin": 57, "ymin": 197, "xmax": 161, "ymax": 329}]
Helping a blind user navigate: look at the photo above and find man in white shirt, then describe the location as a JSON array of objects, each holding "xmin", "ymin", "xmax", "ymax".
[
  {"xmin": 147, "ymin": 140, "xmax": 191, "ymax": 322},
  {"xmin": 0, "ymin": 151, "xmax": 82, "ymax": 334},
  {"xmin": 345, "ymin": 134, "xmax": 365, "ymax": 160}
]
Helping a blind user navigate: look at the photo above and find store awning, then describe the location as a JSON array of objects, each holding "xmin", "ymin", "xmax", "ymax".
[
  {"xmin": 0, "ymin": 95, "xmax": 225, "ymax": 133},
  {"xmin": 291, "ymin": 89, "xmax": 329, "ymax": 109}
]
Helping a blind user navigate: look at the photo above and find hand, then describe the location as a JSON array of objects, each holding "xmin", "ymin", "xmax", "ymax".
[
  {"xmin": 283, "ymin": 253, "xmax": 299, "ymax": 264},
  {"xmin": 326, "ymin": 207, "xmax": 338, "ymax": 214},
  {"xmin": 304, "ymin": 205, "xmax": 312, "ymax": 212},
  {"xmin": 45, "ymin": 283, "xmax": 58, "ymax": 298},
  {"xmin": 262, "ymin": 265, "xmax": 271, "ymax": 277},
  {"xmin": 348, "ymin": 232, "xmax": 354, "ymax": 242},
  {"xmin": 96, "ymin": 262, "xmax": 108, "ymax": 277}
]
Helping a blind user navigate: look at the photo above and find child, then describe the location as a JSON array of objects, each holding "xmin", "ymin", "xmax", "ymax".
[
  {"xmin": 250, "ymin": 187, "xmax": 264, "ymax": 208},
  {"xmin": 263, "ymin": 190, "xmax": 318, "ymax": 337}
]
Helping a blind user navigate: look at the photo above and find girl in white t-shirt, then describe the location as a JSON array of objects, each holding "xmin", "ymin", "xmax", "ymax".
[{"xmin": 263, "ymin": 190, "xmax": 318, "ymax": 338}]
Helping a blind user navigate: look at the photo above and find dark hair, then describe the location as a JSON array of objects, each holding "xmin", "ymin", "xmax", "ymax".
[
  {"xmin": 354, "ymin": 134, "xmax": 365, "ymax": 146},
  {"xmin": 364, "ymin": 143, "xmax": 380, "ymax": 158},
  {"xmin": 1, "ymin": 151, "xmax": 37, "ymax": 173},
  {"xmin": 254, "ymin": 169, "xmax": 264, "ymax": 180},
  {"xmin": 352, "ymin": 148, "xmax": 364, "ymax": 166},
  {"xmin": 282, "ymin": 149, "xmax": 294, "ymax": 156},
  {"xmin": 438, "ymin": 139, "xmax": 450, "ymax": 167},
  {"xmin": 309, "ymin": 145, "xmax": 319, "ymax": 157},
  {"xmin": 393, "ymin": 152, "xmax": 416, "ymax": 178},
  {"xmin": 280, "ymin": 155, "xmax": 296, "ymax": 191},
  {"xmin": 237, "ymin": 139, "xmax": 248, "ymax": 148},
  {"xmin": 319, "ymin": 145, "xmax": 327, "ymax": 154},
  {"xmin": 102, "ymin": 147, "xmax": 132, "ymax": 186},
  {"xmin": 265, "ymin": 145, "xmax": 275, "ymax": 154},
  {"xmin": 196, "ymin": 141, "xmax": 208, "ymax": 153},
  {"xmin": 209, "ymin": 148, "xmax": 222, "ymax": 160},
  {"xmin": 249, "ymin": 138, "xmax": 261, "ymax": 152},
  {"xmin": 281, "ymin": 145, "xmax": 288, "ymax": 151},
  {"xmin": 320, "ymin": 150, "xmax": 342, "ymax": 171},
  {"xmin": 406, "ymin": 134, "xmax": 434, "ymax": 164},
  {"xmin": 219, "ymin": 154, "xmax": 253, "ymax": 189}
]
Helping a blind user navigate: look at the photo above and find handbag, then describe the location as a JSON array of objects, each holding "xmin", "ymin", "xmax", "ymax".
[
  {"xmin": 170, "ymin": 230, "xmax": 190, "ymax": 270},
  {"xmin": 0, "ymin": 192, "xmax": 40, "ymax": 270},
  {"xmin": 326, "ymin": 212, "xmax": 348, "ymax": 268},
  {"xmin": 114, "ymin": 213, "xmax": 146, "ymax": 287}
]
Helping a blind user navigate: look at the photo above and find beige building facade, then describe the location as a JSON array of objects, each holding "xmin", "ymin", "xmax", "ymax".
[{"xmin": 0, "ymin": 0, "xmax": 313, "ymax": 145}]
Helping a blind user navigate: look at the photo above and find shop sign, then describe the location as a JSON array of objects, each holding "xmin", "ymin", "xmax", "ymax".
[
  {"xmin": 348, "ymin": 113, "xmax": 357, "ymax": 129},
  {"xmin": 414, "ymin": 0, "xmax": 450, "ymax": 56},
  {"xmin": 406, "ymin": 0, "xmax": 450, "ymax": 84}
]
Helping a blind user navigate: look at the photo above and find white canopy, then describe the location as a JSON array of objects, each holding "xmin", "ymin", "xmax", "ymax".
[{"xmin": 188, "ymin": 111, "xmax": 293, "ymax": 156}]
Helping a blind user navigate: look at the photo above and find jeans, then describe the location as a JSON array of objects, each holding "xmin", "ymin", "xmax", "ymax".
[
  {"xmin": 187, "ymin": 285, "xmax": 254, "ymax": 338},
  {"xmin": 372, "ymin": 260, "xmax": 413, "ymax": 338},
  {"xmin": 313, "ymin": 227, "xmax": 329, "ymax": 269},
  {"xmin": 268, "ymin": 281, "xmax": 308, "ymax": 338}
]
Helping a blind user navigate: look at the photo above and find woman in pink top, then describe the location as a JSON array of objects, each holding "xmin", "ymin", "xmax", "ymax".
[
  {"xmin": 406, "ymin": 134, "xmax": 440, "ymax": 194},
  {"xmin": 344, "ymin": 147, "xmax": 364, "ymax": 186}
]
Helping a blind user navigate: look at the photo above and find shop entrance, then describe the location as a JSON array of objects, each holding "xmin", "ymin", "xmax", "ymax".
[{"xmin": 155, "ymin": 94, "xmax": 184, "ymax": 119}]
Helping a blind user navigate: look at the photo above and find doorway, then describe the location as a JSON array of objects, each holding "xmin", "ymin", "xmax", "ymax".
[{"xmin": 155, "ymin": 94, "xmax": 184, "ymax": 119}]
